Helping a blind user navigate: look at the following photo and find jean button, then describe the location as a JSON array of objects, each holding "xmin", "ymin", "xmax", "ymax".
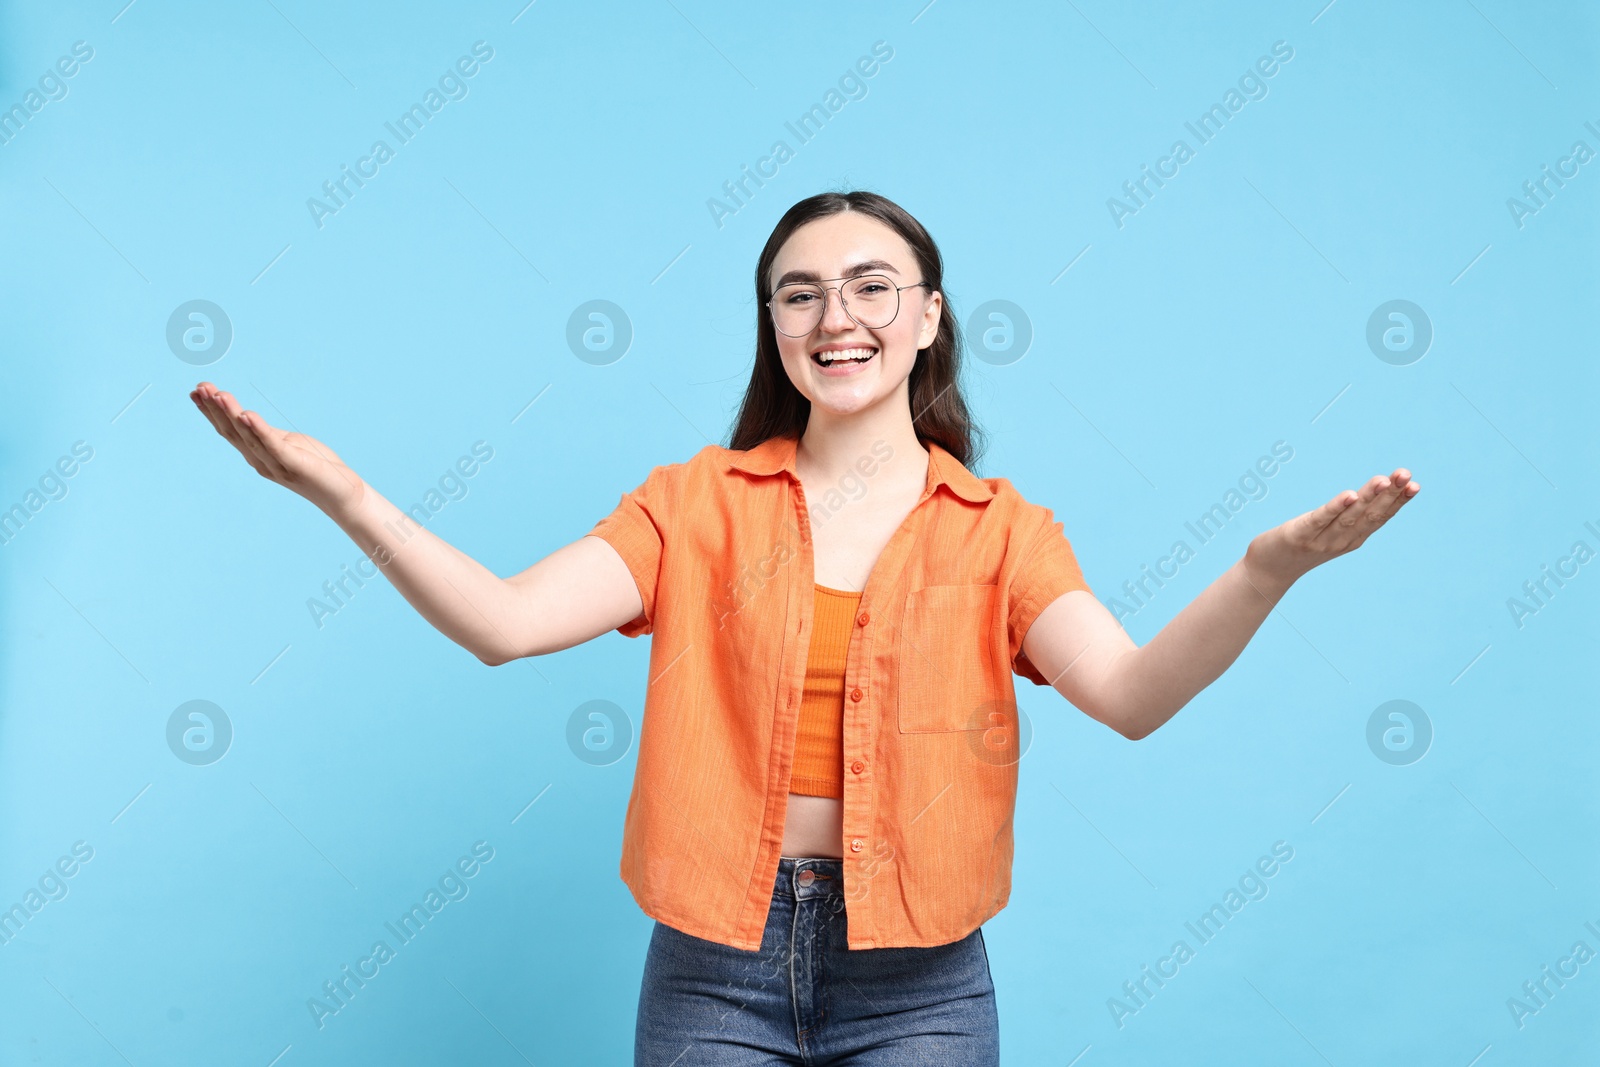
[{"xmin": 798, "ymin": 869, "xmax": 816, "ymax": 887}]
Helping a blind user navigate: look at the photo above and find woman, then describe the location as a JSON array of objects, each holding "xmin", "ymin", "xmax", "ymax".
[{"xmin": 190, "ymin": 190, "xmax": 1418, "ymax": 1064}]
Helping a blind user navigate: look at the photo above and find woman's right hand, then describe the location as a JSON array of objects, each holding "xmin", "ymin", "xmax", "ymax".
[{"xmin": 191, "ymin": 382, "xmax": 366, "ymax": 518}]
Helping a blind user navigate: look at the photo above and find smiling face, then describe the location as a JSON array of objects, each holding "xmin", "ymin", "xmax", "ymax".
[{"xmin": 766, "ymin": 211, "xmax": 942, "ymax": 420}]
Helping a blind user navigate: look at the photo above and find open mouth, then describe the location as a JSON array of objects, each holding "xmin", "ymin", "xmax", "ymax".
[{"xmin": 812, "ymin": 346, "xmax": 877, "ymax": 367}]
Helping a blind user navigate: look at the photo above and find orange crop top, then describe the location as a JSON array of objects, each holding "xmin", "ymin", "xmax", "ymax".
[{"xmin": 789, "ymin": 583, "xmax": 860, "ymax": 798}]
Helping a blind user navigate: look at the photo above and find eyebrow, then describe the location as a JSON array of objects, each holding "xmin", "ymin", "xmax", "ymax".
[{"xmin": 772, "ymin": 259, "xmax": 901, "ymax": 288}]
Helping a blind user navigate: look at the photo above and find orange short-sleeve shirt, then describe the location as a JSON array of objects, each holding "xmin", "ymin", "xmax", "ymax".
[{"xmin": 587, "ymin": 433, "xmax": 1093, "ymax": 949}]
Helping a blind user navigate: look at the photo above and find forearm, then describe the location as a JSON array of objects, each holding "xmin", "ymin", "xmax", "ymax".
[
  {"xmin": 1106, "ymin": 546, "xmax": 1297, "ymax": 738},
  {"xmin": 325, "ymin": 485, "xmax": 524, "ymax": 664}
]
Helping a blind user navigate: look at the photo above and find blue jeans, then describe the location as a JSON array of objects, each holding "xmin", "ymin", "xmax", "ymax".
[{"xmin": 634, "ymin": 857, "xmax": 999, "ymax": 1065}]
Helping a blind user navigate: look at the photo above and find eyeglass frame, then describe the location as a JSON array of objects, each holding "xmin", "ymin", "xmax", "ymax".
[{"xmin": 764, "ymin": 274, "xmax": 934, "ymax": 337}]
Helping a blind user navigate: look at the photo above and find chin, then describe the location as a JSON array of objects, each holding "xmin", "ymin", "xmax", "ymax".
[
  {"xmin": 783, "ymin": 352, "xmax": 912, "ymax": 415},
  {"xmin": 806, "ymin": 384, "xmax": 903, "ymax": 417},
  {"xmin": 808, "ymin": 396, "xmax": 873, "ymax": 417}
]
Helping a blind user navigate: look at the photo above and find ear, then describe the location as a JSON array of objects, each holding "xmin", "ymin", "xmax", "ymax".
[{"xmin": 917, "ymin": 290, "xmax": 942, "ymax": 350}]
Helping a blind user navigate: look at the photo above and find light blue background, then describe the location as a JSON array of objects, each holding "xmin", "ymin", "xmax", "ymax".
[{"xmin": 2, "ymin": 1, "xmax": 1596, "ymax": 1063}]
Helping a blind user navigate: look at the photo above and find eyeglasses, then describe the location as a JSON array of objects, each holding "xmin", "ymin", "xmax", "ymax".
[{"xmin": 766, "ymin": 274, "xmax": 931, "ymax": 337}]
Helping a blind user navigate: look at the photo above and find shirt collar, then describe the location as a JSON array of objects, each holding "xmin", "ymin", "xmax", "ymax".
[{"xmin": 727, "ymin": 434, "xmax": 994, "ymax": 504}]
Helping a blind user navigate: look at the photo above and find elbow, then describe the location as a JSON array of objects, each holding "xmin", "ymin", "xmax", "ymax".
[
  {"xmin": 474, "ymin": 624, "xmax": 544, "ymax": 666},
  {"xmin": 478, "ymin": 639, "xmax": 548, "ymax": 666},
  {"xmin": 1095, "ymin": 649, "xmax": 1155, "ymax": 740},
  {"xmin": 1100, "ymin": 702, "xmax": 1155, "ymax": 741},
  {"xmin": 474, "ymin": 642, "xmax": 520, "ymax": 667},
  {"xmin": 1086, "ymin": 704, "xmax": 1151, "ymax": 741},
  {"xmin": 1115, "ymin": 702, "xmax": 1184, "ymax": 740}
]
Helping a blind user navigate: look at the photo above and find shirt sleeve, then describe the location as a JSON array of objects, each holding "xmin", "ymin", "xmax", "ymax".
[
  {"xmin": 587, "ymin": 463, "xmax": 674, "ymax": 638},
  {"xmin": 1006, "ymin": 498, "xmax": 1093, "ymax": 686}
]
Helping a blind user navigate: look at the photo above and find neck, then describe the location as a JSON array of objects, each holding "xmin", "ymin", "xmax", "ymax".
[{"xmin": 796, "ymin": 389, "xmax": 928, "ymax": 486}]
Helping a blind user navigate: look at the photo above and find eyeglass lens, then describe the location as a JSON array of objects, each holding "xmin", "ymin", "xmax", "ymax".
[{"xmin": 771, "ymin": 275, "xmax": 901, "ymax": 335}]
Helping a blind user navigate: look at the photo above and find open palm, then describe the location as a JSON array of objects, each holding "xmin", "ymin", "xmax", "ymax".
[
  {"xmin": 190, "ymin": 382, "xmax": 365, "ymax": 517},
  {"xmin": 1247, "ymin": 468, "xmax": 1421, "ymax": 587}
]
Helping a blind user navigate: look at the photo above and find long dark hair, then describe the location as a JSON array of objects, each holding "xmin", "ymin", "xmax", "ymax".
[{"xmin": 726, "ymin": 190, "xmax": 983, "ymax": 470}]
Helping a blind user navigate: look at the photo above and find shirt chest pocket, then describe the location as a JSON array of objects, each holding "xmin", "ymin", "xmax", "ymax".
[{"xmin": 896, "ymin": 584, "xmax": 1003, "ymax": 733}]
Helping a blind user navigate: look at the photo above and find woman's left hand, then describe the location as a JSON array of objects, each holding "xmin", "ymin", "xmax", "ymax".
[{"xmin": 1245, "ymin": 468, "xmax": 1421, "ymax": 590}]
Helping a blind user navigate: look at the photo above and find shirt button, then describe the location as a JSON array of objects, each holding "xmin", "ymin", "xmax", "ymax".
[
  {"xmin": 856, "ymin": 612, "xmax": 870, "ymax": 627},
  {"xmin": 850, "ymin": 838, "xmax": 863, "ymax": 853},
  {"xmin": 850, "ymin": 688, "xmax": 863, "ymax": 702},
  {"xmin": 851, "ymin": 759, "xmax": 865, "ymax": 774}
]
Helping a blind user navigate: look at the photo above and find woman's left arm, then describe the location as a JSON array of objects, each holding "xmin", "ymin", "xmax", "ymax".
[{"xmin": 1022, "ymin": 468, "xmax": 1421, "ymax": 740}]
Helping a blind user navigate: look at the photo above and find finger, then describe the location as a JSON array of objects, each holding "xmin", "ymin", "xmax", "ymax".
[
  {"xmin": 1332, "ymin": 474, "xmax": 1395, "ymax": 530},
  {"xmin": 1357, "ymin": 473, "xmax": 1392, "ymax": 504},
  {"xmin": 233, "ymin": 403, "xmax": 299, "ymax": 468},
  {"xmin": 190, "ymin": 390, "xmax": 229, "ymax": 440},
  {"xmin": 205, "ymin": 391, "xmax": 255, "ymax": 457},
  {"xmin": 195, "ymin": 390, "xmax": 272, "ymax": 477},
  {"xmin": 198, "ymin": 388, "xmax": 265, "ymax": 468},
  {"xmin": 1365, "ymin": 471, "xmax": 1417, "ymax": 524},
  {"xmin": 192, "ymin": 384, "xmax": 229, "ymax": 429},
  {"xmin": 1357, "ymin": 468, "xmax": 1421, "ymax": 525},
  {"xmin": 1349, "ymin": 475, "xmax": 1391, "ymax": 518},
  {"xmin": 195, "ymin": 387, "xmax": 250, "ymax": 450},
  {"xmin": 213, "ymin": 391, "xmax": 288, "ymax": 478},
  {"xmin": 1306, "ymin": 488, "xmax": 1360, "ymax": 538},
  {"xmin": 236, "ymin": 410, "xmax": 294, "ymax": 480},
  {"xmin": 1337, "ymin": 472, "xmax": 1424, "ymax": 549},
  {"xmin": 230, "ymin": 408, "xmax": 291, "ymax": 481},
  {"xmin": 189, "ymin": 388, "xmax": 210, "ymax": 421}
]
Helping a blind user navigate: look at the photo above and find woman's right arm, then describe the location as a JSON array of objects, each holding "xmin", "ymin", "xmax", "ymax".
[{"xmin": 191, "ymin": 383, "xmax": 642, "ymax": 665}]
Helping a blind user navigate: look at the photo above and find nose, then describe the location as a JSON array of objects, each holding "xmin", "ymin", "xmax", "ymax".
[{"xmin": 817, "ymin": 284, "xmax": 856, "ymax": 332}]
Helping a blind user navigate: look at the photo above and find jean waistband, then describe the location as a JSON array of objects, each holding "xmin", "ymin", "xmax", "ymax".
[{"xmin": 775, "ymin": 856, "xmax": 845, "ymax": 901}]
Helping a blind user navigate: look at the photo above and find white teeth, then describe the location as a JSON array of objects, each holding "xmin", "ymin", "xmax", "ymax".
[{"xmin": 814, "ymin": 347, "xmax": 876, "ymax": 366}]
